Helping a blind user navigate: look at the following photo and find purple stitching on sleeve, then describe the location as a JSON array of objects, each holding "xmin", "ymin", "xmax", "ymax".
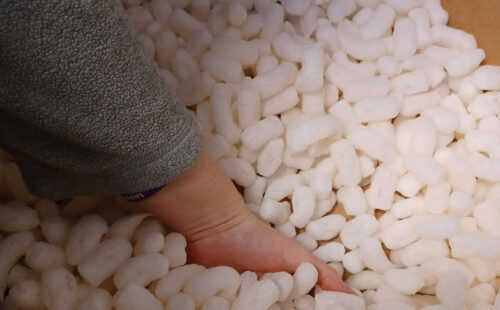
[{"xmin": 121, "ymin": 185, "xmax": 166, "ymax": 202}]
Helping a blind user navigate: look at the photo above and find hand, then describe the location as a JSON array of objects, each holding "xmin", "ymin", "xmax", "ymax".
[{"xmin": 138, "ymin": 149, "xmax": 352, "ymax": 293}]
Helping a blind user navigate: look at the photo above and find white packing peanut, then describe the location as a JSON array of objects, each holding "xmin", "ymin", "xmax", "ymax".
[
  {"xmin": 306, "ymin": 214, "xmax": 346, "ymax": 241},
  {"xmin": 393, "ymin": 18, "xmax": 417, "ymax": 61},
  {"xmin": 347, "ymin": 125, "xmax": 397, "ymax": 163},
  {"xmin": 445, "ymin": 49, "xmax": 486, "ymax": 77},
  {"xmin": 256, "ymin": 55, "xmax": 278, "ymax": 75},
  {"xmin": 155, "ymin": 264, "xmax": 206, "ymax": 302},
  {"xmin": 211, "ymin": 37, "xmax": 258, "ymax": 66},
  {"xmin": 302, "ymin": 90, "xmax": 326, "ymax": 116},
  {"xmin": 113, "ymin": 253, "xmax": 169, "ymax": 290},
  {"xmin": 34, "ymin": 199, "xmax": 60, "ymax": 220},
  {"xmin": 184, "ymin": 266, "xmax": 241, "ymax": 306},
  {"xmin": 391, "ymin": 197, "xmax": 424, "ymax": 219},
  {"xmin": 257, "ymin": 138, "xmax": 284, "ymax": 177},
  {"xmin": 315, "ymin": 291, "xmax": 366, "ymax": 310},
  {"xmin": 327, "ymin": 0, "xmax": 357, "ymax": 24},
  {"xmin": 0, "ymin": 202, "xmax": 39, "ymax": 233},
  {"xmin": 289, "ymin": 262, "xmax": 318, "ymax": 300},
  {"xmin": 205, "ymin": 134, "xmax": 231, "ymax": 160},
  {"xmin": 201, "ymin": 296, "xmax": 230, "ymax": 310},
  {"xmin": 340, "ymin": 214, "xmax": 379, "ymax": 250},
  {"xmin": 107, "ymin": 213, "xmax": 150, "ymax": 240},
  {"xmin": 40, "ymin": 268, "xmax": 78, "ymax": 310},
  {"xmin": 353, "ymin": 7, "xmax": 374, "ymax": 25},
  {"xmin": 396, "ymin": 116, "xmax": 437, "ymax": 156},
  {"xmin": 295, "ymin": 45, "xmax": 324, "ymax": 92},
  {"xmin": 473, "ymin": 202, "xmax": 500, "ymax": 237},
  {"xmin": 409, "ymin": 8, "xmax": 433, "ymax": 49},
  {"xmin": 401, "ymin": 239, "xmax": 449, "ymax": 267},
  {"xmin": 290, "ymin": 186, "xmax": 315, "ymax": 228},
  {"xmin": 377, "ymin": 56, "xmax": 400, "ymax": 77},
  {"xmin": 169, "ymin": 8, "xmax": 204, "ymax": 38},
  {"xmin": 431, "ymin": 24, "xmax": 477, "ymax": 50},
  {"xmin": 423, "ymin": 0, "xmax": 448, "ymax": 25},
  {"xmin": 353, "ymin": 96, "xmax": 400, "ymax": 123},
  {"xmin": 380, "ymin": 218, "xmax": 419, "ymax": 250},
  {"xmin": 271, "ymin": 32, "xmax": 304, "ymax": 63},
  {"xmin": 236, "ymin": 83, "xmax": 261, "ymax": 130},
  {"xmin": 448, "ymin": 190, "xmax": 474, "ymax": 216},
  {"xmin": 436, "ymin": 271, "xmax": 467, "ymax": 309},
  {"xmin": 330, "ymin": 139, "xmax": 362, "ymax": 187},
  {"xmin": 366, "ymin": 165, "xmax": 398, "ymax": 211},
  {"xmin": 231, "ymin": 279, "xmax": 279, "ymax": 310},
  {"xmin": 227, "ymin": 2, "xmax": 247, "ymax": 27},
  {"xmin": 163, "ymin": 232, "xmax": 187, "ymax": 268},
  {"xmin": 244, "ymin": 176, "xmax": 267, "ymax": 205},
  {"xmin": 77, "ymin": 237, "xmax": 133, "ymax": 287},
  {"xmin": 66, "ymin": 214, "xmax": 108, "ymax": 266},
  {"xmin": 295, "ymin": 232, "xmax": 318, "ymax": 252},
  {"xmin": 383, "ymin": 269, "xmax": 425, "ymax": 295},
  {"xmin": 396, "ymin": 172, "xmax": 424, "ymax": 198},
  {"xmin": 218, "ymin": 157, "xmax": 257, "ymax": 187},
  {"xmin": 113, "ymin": 283, "xmax": 163, "ymax": 310},
  {"xmin": 262, "ymin": 86, "xmax": 299, "ymax": 116},
  {"xmin": 0, "ymin": 231, "xmax": 34, "ymax": 290},
  {"xmin": 401, "ymin": 91, "xmax": 440, "ymax": 117},
  {"xmin": 449, "ymin": 232, "xmax": 500, "ymax": 260},
  {"xmin": 343, "ymin": 76, "xmax": 390, "ymax": 102},
  {"xmin": 470, "ymin": 65, "xmax": 500, "ymax": 91},
  {"xmin": 265, "ymin": 173, "xmax": 303, "ymax": 201},
  {"xmin": 167, "ymin": 293, "xmax": 195, "ymax": 310},
  {"xmin": 342, "ymin": 249, "xmax": 365, "ymax": 274},
  {"xmin": 413, "ymin": 214, "xmax": 459, "ymax": 239},
  {"xmin": 316, "ymin": 22, "xmax": 340, "ymax": 53},
  {"xmin": 422, "ymin": 106, "xmax": 459, "ymax": 135},
  {"xmin": 134, "ymin": 232, "xmax": 164, "ymax": 255},
  {"xmin": 261, "ymin": 3, "xmax": 284, "ymax": 40},
  {"xmin": 337, "ymin": 20, "xmax": 387, "ymax": 61},
  {"xmin": 77, "ymin": 288, "xmax": 113, "ymax": 310},
  {"xmin": 284, "ymin": 0, "xmax": 312, "ymax": 16},
  {"xmin": 209, "ymin": 84, "xmax": 241, "ymax": 143},
  {"xmin": 403, "ymin": 154, "xmax": 446, "ymax": 185},
  {"xmin": 169, "ymin": 48, "xmax": 199, "ymax": 82},
  {"xmin": 468, "ymin": 92, "xmax": 499, "ymax": 119},
  {"xmin": 286, "ymin": 115, "xmax": 341, "ymax": 153},
  {"xmin": 177, "ymin": 72, "xmax": 214, "ymax": 106},
  {"xmin": 359, "ymin": 4, "xmax": 395, "ymax": 40},
  {"xmin": 313, "ymin": 242, "xmax": 345, "ymax": 263},
  {"xmin": 391, "ymin": 71, "xmax": 429, "ymax": 95},
  {"xmin": 337, "ymin": 186, "xmax": 367, "ymax": 216},
  {"xmin": 40, "ymin": 217, "xmax": 72, "ymax": 246},
  {"xmin": 186, "ymin": 28, "xmax": 213, "ymax": 59},
  {"xmin": 262, "ymin": 272, "xmax": 294, "ymax": 302},
  {"xmin": 294, "ymin": 294, "xmax": 315, "ymax": 310},
  {"xmin": 259, "ymin": 198, "xmax": 290, "ymax": 225},
  {"xmin": 202, "ymin": 52, "xmax": 243, "ymax": 83},
  {"xmin": 312, "ymin": 193, "xmax": 337, "ymax": 219},
  {"xmin": 10, "ymin": 279, "xmax": 43, "ymax": 310},
  {"xmin": 359, "ymin": 237, "xmax": 395, "ymax": 273},
  {"xmin": 25, "ymin": 242, "xmax": 66, "ymax": 272},
  {"xmin": 347, "ymin": 271, "xmax": 383, "ymax": 291},
  {"xmin": 254, "ymin": 62, "xmax": 298, "ymax": 99},
  {"xmin": 241, "ymin": 116, "xmax": 284, "ymax": 150}
]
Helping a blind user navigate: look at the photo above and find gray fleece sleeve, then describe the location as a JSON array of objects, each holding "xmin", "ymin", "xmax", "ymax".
[{"xmin": 0, "ymin": 0, "xmax": 203, "ymax": 200}]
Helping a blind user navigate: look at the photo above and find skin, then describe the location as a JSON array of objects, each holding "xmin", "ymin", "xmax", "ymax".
[{"xmin": 139, "ymin": 149, "xmax": 352, "ymax": 293}]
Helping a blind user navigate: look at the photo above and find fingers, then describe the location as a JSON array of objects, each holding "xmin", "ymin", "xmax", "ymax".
[{"xmin": 314, "ymin": 260, "xmax": 354, "ymax": 294}]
